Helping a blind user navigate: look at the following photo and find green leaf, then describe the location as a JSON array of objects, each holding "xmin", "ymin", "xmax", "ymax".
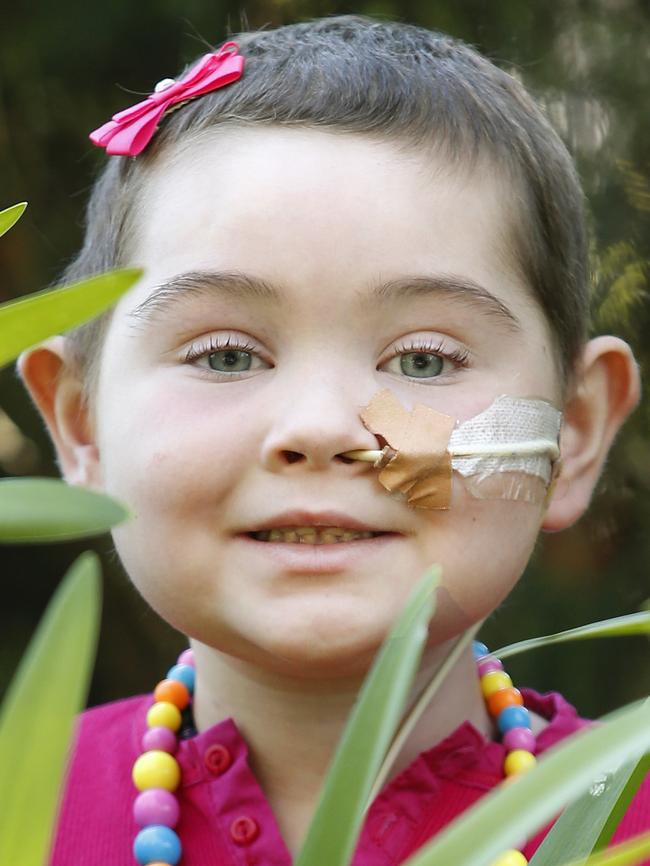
[
  {"xmin": 0, "ymin": 202, "xmax": 27, "ymax": 238},
  {"xmin": 0, "ymin": 267, "xmax": 142, "ymax": 368},
  {"xmin": 295, "ymin": 566, "xmax": 440, "ymax": 866},
  {"xmin": 400, "ymin": 697, "xmax": 650, "ymax": 866},
  {"xmin": 0, "ymin": 552, "xmax": 102, "ymax": 866},
  {"xmin": 495, "ymin": 612, "xmax": 650, "ymax": 661},
  {"xmin": 0, "ymin": 478, "xmax": 131, "ymax": 543},
  {"xmin": 592, "ymin": 751, "xmax": 650, "ymax": 852},
  {"xmin": 365, "ymin": 621, "xmax": 483, "ymax": 809},
  {"xmin": 529, "ymin": 748, "xmax": 650, "ymax": 865},
  {"xmin": 530, "ymin": 691, "xmax": 650, "ymax": 866},
  {"xmin": 576, "ymin": 832, "xmax": 650, "ymax": 866}
]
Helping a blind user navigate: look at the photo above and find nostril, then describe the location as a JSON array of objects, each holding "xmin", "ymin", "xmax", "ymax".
[{"xmin": 281, "ymin": 450, "xmax": 303, "ymax": 464}]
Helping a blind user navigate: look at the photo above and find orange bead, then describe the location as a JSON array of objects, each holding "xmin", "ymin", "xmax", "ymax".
[
  {"xmin": 487, "ymin": 687, "xmax": 524, "ymax": 717},
  {"xmin": 154, "ymin": 678, "xmax": 191, "ymax": 710}
]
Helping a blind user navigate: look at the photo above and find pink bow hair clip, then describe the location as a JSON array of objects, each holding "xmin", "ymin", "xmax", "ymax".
[{"xmin": 89, "ymin": 41, "xmax": 245, "ymax": 157}]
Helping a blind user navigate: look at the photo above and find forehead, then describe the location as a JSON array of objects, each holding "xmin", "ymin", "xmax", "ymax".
[{"xmin": 120, "ymin": 126, "xmax": 539, "ymax": 329}]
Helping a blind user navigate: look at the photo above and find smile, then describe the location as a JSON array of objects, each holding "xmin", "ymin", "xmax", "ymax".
[{"xmin": 249, "ymin": 527, "xmax": 384, "ymax": 544}]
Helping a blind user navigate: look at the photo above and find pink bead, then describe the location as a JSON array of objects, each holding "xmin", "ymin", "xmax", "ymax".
[
  {"xmin": 503, "ymin": 726, "xmax": 536, "ymax": 753},
  {"xmin": 178, "ymin": 648, "xmax": 195, "ymax": 667},
  {"xmin": 477, "ymin": 657, "xmax": 504, "ymax": 676},
  {"xmin": 133, "ymin": 787, "xmax": 180, "ymax": 827},
  {"xmin": 142, "ymin": 726, "xmax": 177, "ymax": 753}
]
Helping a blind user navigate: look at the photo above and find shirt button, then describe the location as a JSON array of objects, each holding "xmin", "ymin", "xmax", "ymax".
[
  {"xmin": 230, "ymin": 815, "xmax": 259, "ymax": 845},
  {"xmin": 204, "ymin": 744, "xmax": 232, "ymax": 775}
]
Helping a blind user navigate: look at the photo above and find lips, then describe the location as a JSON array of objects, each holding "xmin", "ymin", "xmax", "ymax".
[
  {"xmin": 250, "ymin": 527, "xmax": 382, "ymax": 544},
  {"xmin": 243, "ymin": 509, "xmax": 395, "ymax": 536},
  {"xmin": 236, "ymin": 527, "xmax": 403, "ymax": 574}
]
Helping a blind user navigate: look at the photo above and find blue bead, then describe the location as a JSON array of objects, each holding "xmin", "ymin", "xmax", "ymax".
[
  {"xmin": 134, "ymin": 825, "xmax": 182, "ymax": 865},
  {"xmin": 166, "ymin": 663, "xmax": 195, "ymax": 694},
  {"xmin": 472, "ymin": 641, "xmax": 489, "ymax": 659},
  {"xmin": 497, "ymin": 705, "xmax": 531, "ymax": 734}
]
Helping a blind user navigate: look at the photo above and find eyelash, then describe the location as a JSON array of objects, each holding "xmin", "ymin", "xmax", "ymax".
[
  {"xmin": 183, "ymin": 335, "xmax": 259, "ymax": 364},
  {"xmin": 182, "ymin": 334, "xmax": 470, "ymax": 378},
  {"xmin": 390, "ymin": 337, "xmax": 470, "ymax": 372}
]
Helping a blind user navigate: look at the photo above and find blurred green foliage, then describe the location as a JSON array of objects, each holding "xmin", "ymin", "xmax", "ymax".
[
  {"xmin": 0, "ymin": 0, "xmax": 648, "ymax": 716},
  {"xmin": 0, "ymin": 209, "xmax": 143, "ymax": 864},
  {"xmin": 0, "ymin": 553, "xmax": 102, "ymax": 866}
]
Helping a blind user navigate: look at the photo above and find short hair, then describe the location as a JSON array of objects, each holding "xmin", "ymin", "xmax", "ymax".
[{"xmin": 63, "ymin": 14, "xmax": 589, "ymax": 403}]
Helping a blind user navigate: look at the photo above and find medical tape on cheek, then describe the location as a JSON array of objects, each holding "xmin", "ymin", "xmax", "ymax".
[
  {"xmin": 358, "ymin": 389, "xmax": 455, "ymax": 509},
  {"xmin": 352, "ymin": 389, "xmax": 562, "ymax": 510},
  {"xmin": 450, "ymin": 395, "xmax": 563, "ymax": 505}
]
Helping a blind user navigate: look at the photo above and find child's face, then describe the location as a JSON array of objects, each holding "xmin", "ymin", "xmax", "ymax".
[{"xmin": 90, "ymin": 128, "xmax": 562, "ymax": 676}]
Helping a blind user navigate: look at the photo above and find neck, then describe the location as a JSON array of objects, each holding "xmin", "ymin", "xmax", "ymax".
[{"xmin": 191, "ymin": 639, "xmax": 492, "ymax": 856}]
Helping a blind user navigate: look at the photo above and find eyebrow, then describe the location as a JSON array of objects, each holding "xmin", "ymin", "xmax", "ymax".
[{"xmin": 128, "ymin": 269, "xmax": 521, "ymax": 331}]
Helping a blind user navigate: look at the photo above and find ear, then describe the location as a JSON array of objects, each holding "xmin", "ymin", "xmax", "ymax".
[
  {"xmin": 542, "ymin": 336, "xmax": 640, "ymax": 532},
  {"xmin": 16, "ymin": 336, "xmax": 103, "ymax": 489}
]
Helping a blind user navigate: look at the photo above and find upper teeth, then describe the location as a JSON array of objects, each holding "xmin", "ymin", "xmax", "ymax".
[{"xmin": 252, "ymin": 526, "xmax": 378, "ymax": 543}]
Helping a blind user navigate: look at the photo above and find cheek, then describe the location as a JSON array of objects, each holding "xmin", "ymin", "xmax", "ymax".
[
  {"xmin": 415, "ymin": 490, "xmax": 543, "ymax": 640},
  {"xmin": 97, "ymin": 375, "xmax": 253, "ymax": 500},
  {"xmin": 96, "ymin": 378, "xmax": 260, "ymax": 592}
]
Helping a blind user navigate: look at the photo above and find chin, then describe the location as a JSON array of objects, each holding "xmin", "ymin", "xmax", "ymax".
[{"xmin": 246, "ymin": 618, "xmax": 388, "ymax": 678}]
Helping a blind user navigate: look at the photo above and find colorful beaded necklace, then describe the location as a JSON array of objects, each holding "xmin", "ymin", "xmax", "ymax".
[{"xmin": 130, "ymin": 642, "xmax": 537, "ymax": 866}]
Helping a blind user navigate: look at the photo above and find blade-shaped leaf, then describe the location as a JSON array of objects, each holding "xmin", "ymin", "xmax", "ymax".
[
  {"xmin": 365, "ymin": 621, "xmax": 483, "ymax": 809},
  {"xmin": 529, "ymin": 749, "xmax": 650, "ymax": 866},
  {"xmin": 400, "ymin": 697, "xmax": 650, "ymax": 866},
  {"xmin": 294, "ymin": 566, "xmax": 440, "ymax": 866},
  {"xmin": 592, "ymin": 752, "xmax": 650, "ymax": 852},
  {"xmin": 0, "ymin": 552, "xmax": 102, "ymax": 866},
  {"xmin": 0, "ymin": 202, "xmax": 27, "ymax": 238},
  {"xmin": 0, "ymin": 477, "xmax": 130, "ymax": 543},
  {"xmin": 0, "ymin": 267, "xmax": 142, "ymax": 368},
  {"xmin": 495, "ymin": 612, "xmax": 650, "ymax": 661},
  {"xmin": 573, "ymin": 832, "xmax": 650, "ymax": 866},
  {"xmin": 530, "ymin": 696, "xmax": 650, "ymax": 866}
]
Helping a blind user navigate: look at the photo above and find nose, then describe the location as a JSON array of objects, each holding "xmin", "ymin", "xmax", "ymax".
[{"xmin": 259, "ymin": 380, "xmax": 381, "ymax": 472}]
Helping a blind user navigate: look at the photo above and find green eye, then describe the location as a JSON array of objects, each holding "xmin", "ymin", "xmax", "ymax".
[
  {"xmin": 207, "ymin": 350, "xmax": 253, "ymax": 373},
  {"xmin": 399, "ymin": 352, "xmax": 444, "ymax": 378}
]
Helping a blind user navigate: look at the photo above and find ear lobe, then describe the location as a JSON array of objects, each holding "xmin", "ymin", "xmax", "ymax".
[
  {"xmin": 16, "ymin": 336, "xmax": 102, "ymax": 488},
  {"xmin": 542, "ymin": 336, "xmax": 640, "ymax": 532}
]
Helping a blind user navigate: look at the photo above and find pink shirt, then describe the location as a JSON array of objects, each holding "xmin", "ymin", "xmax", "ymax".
[{"xmin": 49, "ymin": 689, "xmax": 650, "ymax": 865}]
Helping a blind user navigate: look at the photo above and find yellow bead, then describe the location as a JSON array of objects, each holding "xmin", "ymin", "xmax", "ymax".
[
  {"xmin": 146, "ymin": 700, "xmax": 182, "ymax": 731},
  {"xmin": 504, "ymin": 749, "xmax": 537, "ymax": 776},
  {"xmin": 132, "ymin": 750, "xmax": 181, "ymax": 792},
  {"xmin": 489, "ymin": 850, "xmax": 528, "ymax": 866},
  {"xmin": 480, "ymin": 670, "xmax": 513, "ymax": 698}
]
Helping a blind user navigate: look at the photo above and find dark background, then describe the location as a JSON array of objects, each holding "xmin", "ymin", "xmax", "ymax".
[{"xmin": 1, "ymin": 0, "xmax": 648, "ymax": 715}]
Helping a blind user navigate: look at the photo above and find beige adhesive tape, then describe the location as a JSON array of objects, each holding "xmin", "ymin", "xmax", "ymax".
[
  {"xmin": 359, "ymin": 389, "xmax": 455, "ymax": 509},
  {"xmin": 352, "ymin": 390, "xmax": 562, "ymax": 510}
]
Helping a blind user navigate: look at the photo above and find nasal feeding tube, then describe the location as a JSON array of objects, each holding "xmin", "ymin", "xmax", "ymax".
[{"xmin": 342, "ymin": 390, "xmax": 562, "ymax": 510}]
